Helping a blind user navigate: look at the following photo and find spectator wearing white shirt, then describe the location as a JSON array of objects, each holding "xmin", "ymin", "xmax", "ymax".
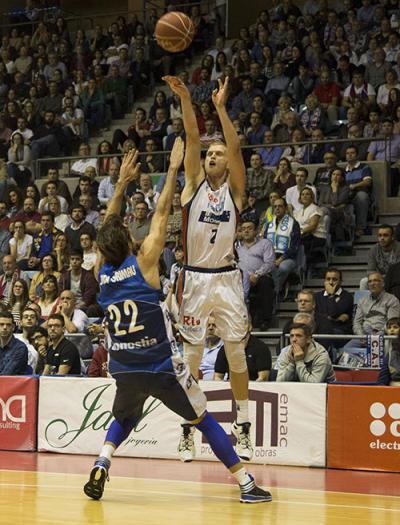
[
  {"xmin": 9, "ymin": 221, "xmax": 33, "ymax": 262},
  {"xmin": 342, "ymin": 68, "xmax": 376, "ymax": 108},
  {"xmin": 97, "ymin": 163, "xmax": 119, "ymax": 205},
  {"xmin": 80, "ymin": 232, "xmax": 97, "ymax": 271},
  {"xmin": 54, "ymin": 290, "xmax": 89, "ymax": 334},
  {"xmin": 71, "ymin": 143, "xmax": 97, "ymax": 176},
  {"xmin": 38, "ymin": 181, "xmax": 68, "ymax": 214},
  {"xmin": 286, "ymin": 167, "xmax": 317, "ymax": 215},
  {"xmin": 11, "ymin": 117, "xmax": 33, "ymax": 143}
]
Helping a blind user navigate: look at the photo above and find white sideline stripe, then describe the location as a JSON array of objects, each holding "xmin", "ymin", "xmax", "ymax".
[
  {"xmin": 0, "ymin": 480, "xmax": 399, "ymax": 513},
  {"xmin": 1, "ymin": 468, "xmax": 400, "ymax": 500}
]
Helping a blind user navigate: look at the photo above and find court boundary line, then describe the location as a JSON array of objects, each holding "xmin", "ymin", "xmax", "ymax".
[
  {"xmin": 1, "ymin": 468, "xmax": 400, "ymax": 502},
  {"xmin": 0, "ymin": 478, "xmax": 399, "ymax": 513}
]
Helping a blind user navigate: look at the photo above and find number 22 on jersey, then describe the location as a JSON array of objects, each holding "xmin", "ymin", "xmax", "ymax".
[{"xmin": 107, "ymin": 300, "xmax": 144, "ymax": 336}]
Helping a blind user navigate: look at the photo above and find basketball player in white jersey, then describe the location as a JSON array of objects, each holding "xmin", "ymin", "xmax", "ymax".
[{"xmin": 163, "ymin": 75, "xmax": 254, "ymax": 462}]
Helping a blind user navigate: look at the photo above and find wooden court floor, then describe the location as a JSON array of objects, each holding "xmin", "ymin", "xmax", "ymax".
[{"xmin": 0, "ymin": 452, "xmax": 399, "ymax": 525}]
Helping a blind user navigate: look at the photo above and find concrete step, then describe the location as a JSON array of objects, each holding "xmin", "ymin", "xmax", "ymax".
[
  {"xmin": 277, "ymin": 302, "xmax": 297, "ymax": 312},
  {"xmin": 331, "ymin": 255, "xmax": 368, "ymax": 264},
  {"xmin": 355, "ymin": 235, "xmax": 375, "ymax": 243},
  {"xmin": 334, "ymin": 264, "xmax": 368, "ymax": 271},
  {"xmin": 306, "ymin": 276, "xmax": 361, "ymax": 287},
  {"xmin": 378, "ymin": 213, "xmax": 400, "ymax": 223}
]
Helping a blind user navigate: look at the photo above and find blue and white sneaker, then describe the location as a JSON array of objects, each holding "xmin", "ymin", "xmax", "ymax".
[
  {"xmin": 240, "ymin": 474, "xmax": 272, "ymax": 503},
  {"xmin": 83, "ymin": 457, "xmax": 110, "ymax": 500}
]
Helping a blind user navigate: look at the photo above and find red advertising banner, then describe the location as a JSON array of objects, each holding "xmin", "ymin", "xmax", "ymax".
[
  {"xmin": 0, "ymin": 377, "xmax": 38, "ymax": 451},
  {"xmin": 327, "ymin": 385, "xmax": 400, "ymax": 472}
]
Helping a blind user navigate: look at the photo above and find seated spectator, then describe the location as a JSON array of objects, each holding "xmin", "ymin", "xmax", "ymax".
[
  {"xmin": 377, "ymin": 69, "xmax": 400, "ymax": 110},
  {"xmin": 256, "ymin": 129, "xmax": 282, "ymax": 169},
  {"xmin": 272, "ymin": 157, "xmax": 296, "ymax": 196},
  {"xmin": 271, "ymin": 96, "xmax": 293, "ymax": 131},
  {"xmin": 140, "ymin": 138, "xmax": 164, "ymax": 174},
  {"xmin": 344, "ymin": 145, "xmax": 372, "ymax": 237},
  {"xmin": 0, "ymin": 310, "xmax": 28, "ymax": 375},
  {"xmin": 166, "ymin": 192, "xmax": 182, "ymax": 249},
  {"xmin": 307, "ymin": 128, "xmax": 334, "ymax": 165},
  {"xmin": 294, "ymin": 187, "xmax": 327, "ymax": 257},
  {"xmin": 363, "ymin": 106, "xmax": 382, "ymax": 137},
  {"xmin": 29, "ymin": 325, "xmax": 48, "ymax": 375},
  {"xmin": 200, "ymin": 119, "xmax": 223, "ymax": 147},
  {"xmin": 169, "ymin": 246, "xmax": 184, "ymax": 286},
  {"xmin": 281, "ymin": 128, "xmax": 308, "ymax": 168},
  {"xmin": 313, "ymin": 70, "xmax": 341, "ymax": 122},
  {"xmin": 105, "ymin": 64, "xmax": 128, "ymax": 118},
  {"xmin": 198, "ymin": 316, "xmax": 224, "ymax": 380},
  {"xmin": 127, "ymin": 201, "xmax": 151, "ymax": 246},
  {"xmin": 252, "ymin": 94, "xmax": 272, "ymax": 128},
  {"xmin": 246, "ymin": 152, "xmax": 275, "ymax": 215},
  {"xmin": 315, "ymin": 267, "xmax": 354, "ymax": 337},
  {"xmin": 229, "ymin": 76, "xmax": 263, "ymax": 120},
  {"xmin": 0, "ymin": 255, "xmax": 29, "ymax": 301},
  {"xmin": 96, "ymin": 140, "xmax": 119, "ymax": 178},
  {"xmin": 342, "ymin": 67, "xmax": 376, "ymax": 109},
  {"xmin": 30, "ymin": 111, "xmax": 65, "ymax": 177},
  {"xmin": 287, "ymin": 62, "xmax": 314, "ymax": 106},
  {"xmin": 70, "ymin": 143, "xmax": 97, "ymax": 176},
  {"xmin": 148, "ymin": 107, "xmax": 170, "ymax": 150},
  {"xmin": 15, "ymin": 307, "xmax": 39, "ymax": 372},
  {"xmin": 276, "ymin": 323, "xmax": 335, "ymax": 383},
  {"xmin": 54, "ymin": 290, "xmax": 89, "ymax": 334},
  {"xmin": 88, "ymin": 343, "xmax": 108, "ymax": 377},
  {"xmin": 215, "ymin": 328, "xmax": 272, "ymax": 382},
  {"xmin": 10, "ymin": 220, "xmax": 33, "ymax": 262},
  {"xmin": 264, "ymin": 62, "xmax": 290, "ymax": 108},
  {"xmin": 61, "ymin": 96, "xmax": 86, "ymax": 146},
  {"xmin": 240, "ymin": 193, "xmax": 259, "ymax": 226},
  {"xmin": 53, "ymin": 233, "xmax": 70, "ymax": 273},
  {"xmin": 318, "ymin": 168, "xmax": 352, "ymax": 242},
  {"xmin": 286, "ymin": 167, "xmax": 316, "ymax": 215},
  {"xmin": 2, "ymin": 277, "xmax": 32, "ymax": 331},
  {"xmin": 65, "ymin": 205, "xmax": 96, "ymax": 252},
  {"xmin": 38, "ymin": 181, "xmax": 69, "ymax": 214},
  {"xmin": 7, "ymin": 187, "xmax": 23, "ymax": 218},
  {"xmin": 165, "ymin": 118, "xmax": 185, "ymax": 151},
  {"xmin": 20, "ymin": 212, "xmax": 59, "ymax": 270},
  {"xmin": 265, "ymin": 197, "xmax": 301, "ymax": 297},
  {"xmin": 299, "ymin": 94, "xmax": 326, "ymax": 137},
  {"xmin": 79, "ymin": 79, "xmax": 105, "ymax": 136},
  {"xmin": 80, "ymin": 232, "xmax": 97, "ymax": 271},
  {"xmin": 7, "ymin": 132, "xmax": 32, "ymax": 188},
  {"xmin": 72, "ymin": 174, "xmax": 100, "ymax": 208},
  {"xmin": 361, "ymin": 225, "xmax": 400, "ymax": 289},
  {"xmin": 43, "ymin": 313, "xmax": 81, "ymax": 375},
  {"xmin": 39, "ymin": 168, "xmax": 72, "ymax": 206},
  {"xmin": 47, "ymin": 197, "xmax": 70, "ymax": 232},
  {"xmin": 367, "ymin": 118, "xmax": 400, "ymax": 196},
  {"xmin": 60, "ymin": 249, "xmax": 99, "ymax": 313},
  {"xmin": 29, "ymin": 254, "xmax": 61, "ymax": 302},
  {"xmin": 237, "ymin": 220, "xmax": 275, "ymax": 330},
  {"xmin": 246, "ymin": 111, "xmax": 268, "ymax": 146},
  {"xmin": 364, "ymin": 47, "xmax": 390, "ymax": 89},
  {"xmin": 192, "ymin": 68, "xmax": 216, "ymax": 105},
  {"xmin": 378, "ymin": 319, "xmax": 400, "ymax": 386},
  {"xmin": 11, "ymin": 116, "xmax": 33, "ymax": 143},
  {"xmin": 314, "ymin": 151, "xmax": 339, "ymax": 191},
  {"xmin": 353, "ymin": 272, "xmax": 400, "ymax": 336},
  {"xmin": 37, "ymin": 274, "xmax": 61, "ymax": 320}
]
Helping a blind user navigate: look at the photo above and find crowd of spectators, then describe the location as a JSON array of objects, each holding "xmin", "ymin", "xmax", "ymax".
[{"xmin": 1, "ymin": 2, "xmax": 400, "ymax": 386}]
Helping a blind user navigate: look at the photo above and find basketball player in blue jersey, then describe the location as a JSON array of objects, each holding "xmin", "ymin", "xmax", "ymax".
[
  {"xmin": 163, "ymin": 76, "xmax": 256, "ymax": 462},
  {"xmin": 83, "ymin": 139, "xmax": 271, "ymax": 503}
]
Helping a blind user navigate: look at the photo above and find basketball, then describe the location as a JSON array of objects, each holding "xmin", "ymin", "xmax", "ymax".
[{"xmin": 155, "ymin": 11, "xmax": 195, "ymax": 53}]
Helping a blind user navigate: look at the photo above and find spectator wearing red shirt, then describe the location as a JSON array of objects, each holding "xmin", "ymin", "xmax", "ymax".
[{"xmin": 313, "ymin": 71, "xmax": 341, "ymax": 122}]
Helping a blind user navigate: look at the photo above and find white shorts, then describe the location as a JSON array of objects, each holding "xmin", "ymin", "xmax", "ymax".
[{"xmin": 177, "ymin": 266, "xmax": 248, "ymax": 345}]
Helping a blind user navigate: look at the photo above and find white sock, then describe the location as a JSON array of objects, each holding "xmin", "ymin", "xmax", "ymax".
[
  {"xmin": 232, "ymin": 467, "xmax": 253, "ymax": 488},
  {"xmin": 235, "ymin": 399, "xmax": 249, "ymax": 424},
  {"xmin": 99, "ymin": 443, "xmax": 116, "ymax": 462}
]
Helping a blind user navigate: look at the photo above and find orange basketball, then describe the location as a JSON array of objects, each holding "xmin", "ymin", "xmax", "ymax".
[{"xmin": 155, "ymin": 11, "xmax": 195, "ymax": 53}]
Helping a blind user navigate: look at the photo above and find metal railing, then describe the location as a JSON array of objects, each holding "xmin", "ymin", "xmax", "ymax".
[{"xmin": 33, "ymin": 135, "xmax": 391, "ymax": 179}]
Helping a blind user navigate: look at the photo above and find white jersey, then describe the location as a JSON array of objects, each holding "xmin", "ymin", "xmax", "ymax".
[{"xmin": 183, "ymin": 179, "xmax": 238, "ymax": 268}]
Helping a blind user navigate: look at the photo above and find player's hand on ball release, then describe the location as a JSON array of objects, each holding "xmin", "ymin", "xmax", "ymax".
[
  {"xmin": 169, "ymin": 137, "xmax": 185, "ymax": 169},
  {"xmin": 212, "ymin": 76, "xmax": 229, "ymax": 108},
  {"xmin": 162, "ymin": 76, "xmax": 190, "ymax": 99},
  {"xmin": 119, "ymin": 149, "xmax": 141, "ymax": 186}
]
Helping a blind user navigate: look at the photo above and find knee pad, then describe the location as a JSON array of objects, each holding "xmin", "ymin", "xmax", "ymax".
[
  {"xmin": 183, "ymin": 343, "xmax": 204, "ymax": 379},
  {"xmin": 224, "ymin": 341, "xmax": 247, "ymax": 373}
]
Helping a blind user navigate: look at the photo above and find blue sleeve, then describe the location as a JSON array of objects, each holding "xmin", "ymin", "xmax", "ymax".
[{"xmin": 271, "ymin": 147, "xmax": 283, "ymax": 167}]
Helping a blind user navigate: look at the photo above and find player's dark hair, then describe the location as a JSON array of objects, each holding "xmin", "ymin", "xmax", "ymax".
[{"xmin": 97, "ymin": 214, "xmax": 131, "ymax": 268}]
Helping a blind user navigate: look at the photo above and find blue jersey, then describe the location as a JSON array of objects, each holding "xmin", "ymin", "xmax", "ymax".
[{"xmin": 98, "ymin": 255, "xmax": 178, "ymax": 376}]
